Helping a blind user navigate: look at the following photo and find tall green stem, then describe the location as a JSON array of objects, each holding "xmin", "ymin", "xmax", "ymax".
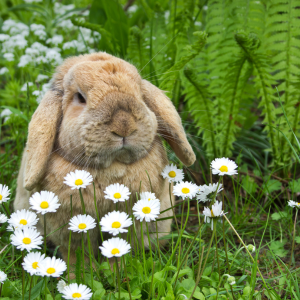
[
  {"xmin": 140, "ymin": 222, "xmax": 147, "ymax": 278},
  {"xmin": 28, "ymin": 276, "xmax": 33, "ymax": 300},
  {"xmin": 188, "ymin": 226, "xmax": 215, "ymax": 300},
  {"xmin": 87, "ymin": 232, "xmax": 94, "ymax": 297},
  {"xmin": 122, "ymin": 257, "xmax": 132, "ymax": 300},
  {"xmin": 115, "ymin": 257, "xmax": 121, "ymax": 300},
  {"xmin": 68, "ymin": 196, "xmax": 73, "ymax": 283},
  {"xmin": 223, "ymin": 214, "xmax": 274, "ymax": 300},
  {"xmin": 44, "ymin": 215, "xmax": 47, "ymax": 254},
  {"xmin": 145, "ymin": 222, "xmax": 153, "ymax": 262},
  {"xmin": 22, "ymin": 251, "xmax": 25, "ymax": 300},
  {"xmin": 169, "ymin": 182, "xmax": 180, "ymax": 234},
  {"xmin": 289, "ymin": 209, "xmax": 298, "ymax": 266},
  {"xmin": 79, "ymin": 188, "xmax": 86, "ymax": 214},
  {"xmin": 81, "ymin": 233, "xmax": 86, "ymax": 283}
]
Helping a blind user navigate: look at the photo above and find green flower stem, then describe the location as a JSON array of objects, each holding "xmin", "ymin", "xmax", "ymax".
[
  {"xmin": 122, "ymin": 257, "xmax": 132, "ymax": 300},
  {"xmin": 169, "ymin": 182, "xmax": 180, "ymax": 234},
  {"xmin": 155, "ymin": 220, "xmax": 162, "ymax": 267},
  {"xmin": 79, "ymin": 188, "xmax": 86, "ymax": 214},
  {"xmin": 28, "ymin": 276, "xmax": 33, "ymax": 300},
  {"xmin": 148, "ymin": 261, "xmax": 155, "ymax": 300},
  {"xmin": 215, "ymin": 220, "xmax": 221, "ymax": 299},
  {"xmin": 22, "ymin": 250, "xmax": 25, "ymax": 300},
  {"xmin": 81, "ymin": 232, "xmax": 86, "ymax": 283},
  {"xmin": 289, "ymin": 208, "xmax": 298, "ymax": 266},
  {"xmin": 44, "ymin": 215, "xmax": 47, "ymax": 254},
  {"xmin": 87, "ymin": 232, "xmax": 94, "ymax": 298},
  {"xmin": 188, "ymin": 223, "xmax": 215, "ymax": 300},
  {"xmin": 68, "ymin": 196, "xmax": 73, "ymax": 283},
  {"xmin": 115, "ymin": 257, "xmax": 121, "ymax": 300},
  {"xmin": 195, "ymin": 246, "xmax": 205, "ymax": 284},
  {"xmin": 0, "ymin": 283, "xmax": 2, "ymax": 298},
  {"xmin": 145, "ymin": 222, "xmax": 153, "ymax": 262},
  {"xmin": 229, "ymin": 246, "xmax": 244, "ymax": 271},
  {"xmin": 44, "ymin": 277, "xmax": 47, "ymax": 300},
  {"xmin": 223, "ymin": 214, "xmax": 274, "ymax": 300},
  {"xmin": 140, "ymin": 221, "xmax": 147, "ymax": 279},
  {"xmin": 50, "ymin": 277, "xmax": 55, "ymax": 300}
]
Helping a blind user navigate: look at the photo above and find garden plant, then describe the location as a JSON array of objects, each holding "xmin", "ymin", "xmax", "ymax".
[{"xmin": 0, "ymin": 0, "xmax": 300, "ymax": 299}]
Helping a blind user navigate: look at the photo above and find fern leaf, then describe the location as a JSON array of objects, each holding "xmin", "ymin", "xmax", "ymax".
[
  {"xmin": 159, "ymin": 31, "xmax": 207, "ymax": 93},
  {"xmin": 184, "ymin": 68, "xmax": 217, "ymax": 159},
  {"xmin": 235, "ymin": 31, "xmax": 279, "ymax": 161}
]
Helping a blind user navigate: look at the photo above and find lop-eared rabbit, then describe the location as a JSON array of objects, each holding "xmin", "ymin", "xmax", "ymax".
[{"xmin": 15, "ymin": 52, "xmax": 196, "ymax": 265}]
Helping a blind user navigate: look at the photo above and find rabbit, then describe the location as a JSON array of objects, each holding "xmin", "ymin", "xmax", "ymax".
[{"xmin": 14, "ymin": 52, "xmax": 196, "ymax": 268}]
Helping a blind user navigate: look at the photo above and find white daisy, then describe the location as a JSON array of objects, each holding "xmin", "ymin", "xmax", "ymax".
[
  {"xmin": 0, "ymin": 271, "xmax": 7, "ymax": 283},
  {"xmin": 288, "ymin": 200, "xmax": 300, "ymax": 209},
  {"xmin": 38, "ymin": 256, "xmax": 67, "ymax": 277},
  {"xmin": 29, "ymin": 191, "xmax": 61, "ymax": 215},
  {"xmin": 211, "ymin": 157, "xmax": 238, "ymax": 176},
  {"xmin": 161, "ymin": 164, "xmax": 184, "ymax": 182},
  {"xmin": 57, "ymin": 279, "xmax": 68, "ymax": 293},
  {"xmin": 0, "ymin": 213, "xmax": 8, "ymax": 223},
  {"xmin": 68, "ymin": 215, "xmax": 96, "ymax": 233},
  {"xmin": 104, "ymin": 183, "xmax": 130, "ymax": 203},
  {"xmin": 99, "ymin": 237, "xmax": 131, "ymax": 258},
  {"xmin": 62, "ymin": 283, "xmax": 92, "ymax": 300},
  {"xmin": 173, "ymin": 181, "xmax": 198, "ymax": 199},
  {"xmin": 0, "ymin": 184, "xmax": 10, "ymax": 203},
  {"xmin": 133, "ymin": 199, "xmax": 160, "ymax": 222},
  {"xmin": 140, "ymin": 191, "xmax": 157, "ymax": 201},
  {"xmin": 100, "ymin": 211, "xmax": 133, "ymax": 236},
  {"xmin": 11, "ymin": 227, "xmax": 43, "ymax": 251},
  {"xmin": 196, "ymin": 185, "xmax": 205, "ymax": 194},
  {"xmin": 197, "ymin": 183, "xmax": 223, "ymax": 203},
  {"xmin": 8, "ymin": 209, "xmax": 39, "ymax": 229},
  {"xmin": 22, "ymin": 252, "xmax": 46, "ymax": 275},
  {"xmin": 203, "ymin": 201, "xmax": 224, "ymax": 230},
  {"xmin": 64, "ymin": 170, "xmax": 93, "ymax": 190}
]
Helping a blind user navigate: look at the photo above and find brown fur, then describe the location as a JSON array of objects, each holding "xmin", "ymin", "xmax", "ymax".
[{"xmin": 14, "ymin": 52, "xmax": 196, "ymax": 265}]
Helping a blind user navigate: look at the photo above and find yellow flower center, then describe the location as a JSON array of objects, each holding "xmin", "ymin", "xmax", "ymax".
[
  {"xmin": 142, "ymin": 207, "xmax": 151, "ymax": 214},
  {"xmin": 181, "ymin": 187, "xmax": 190, "ymax": 194},
  {"xmin": 40, "ymin": 201, "xmax": 49, "ymax": 209},
  {"xmin": 219, "ymin": 165, "xmax": 228, "ymax": 172},
  {"xmin": 23, "ymin": 237, "xmax": 31, "ymax": 244},
  {"xmin": 19, "ymin": 219, "xmax": 27, "ymax": 225},
  {"xmin": 75, "ymin": 179, "xmax": 83, "ymax": 186},
  {"xmin": 32, "ymin": 262, "xmax": 39, "ymax": 269},
  {"xmin": 168, "ymin": 171, "xmax": 176, "ymax": 178},
  {"xmin": 47, "ymin": 267, "xmax": 56, "ymax": 274},
  {"xmin": 148, "ymin": 198, "xmax": 151, "ymax": 201},
  {"xmin": 72, "ymin": 293, "xmax": 82, "ymax": 298},
  {"xmin": 113, "ymin": 192, "xmax": 121, "ymax": 199},
  {"xmin": 211, "ymin": 209, "xmax": 215, "ymax": 217},
  {"xmin": 78, "ymin": 223, "xmax": 86, "ymax": 230},
  {"xmin": 0, "ymin": 195, "xmax": 2, "ymax": 200},
  {"xmin": 112, "ymin": 221, "xmax": 121, "ymax": 228},
  {"xmin": 111, "ymin": 248, "xmax": 120, "ymax": 255}
]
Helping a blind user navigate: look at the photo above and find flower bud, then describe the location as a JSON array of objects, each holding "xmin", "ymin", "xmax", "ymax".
[
  {"xmin": 247, "ymin": 244, "xmax": 255, "ymax": 253},
  {"xmin": 227, "ymin": 276, "xmax": 236, "ymax": 285}
]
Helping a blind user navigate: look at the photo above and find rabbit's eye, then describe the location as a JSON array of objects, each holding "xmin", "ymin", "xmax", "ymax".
[{"xmin": 77, "ymin": 93, "xmax": 86, "ymax": 104}]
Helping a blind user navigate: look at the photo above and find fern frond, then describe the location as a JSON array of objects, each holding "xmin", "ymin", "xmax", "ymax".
[
  {"xmin": 159, "ymin": 31, "xmax": 207, "ymax": 93},
  {"xmin": 184, "ymin": 68, "xmax": 217, "ymax": 159},
  {"xmin": 235, "ymin": 31, "xmax": 279, "ymax": 161},
  {"xmin": 219, "ymin": 55, "xmax": 254, "ymax": 157},
  {"xmin": 264, "ymin": 0, "xmax": 300, "ymax": 165}
]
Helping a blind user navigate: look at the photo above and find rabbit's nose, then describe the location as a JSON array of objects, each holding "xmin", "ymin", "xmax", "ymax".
[{"xmin": 111, "ymin": 110, "xmax": 137, "ymax": 138}]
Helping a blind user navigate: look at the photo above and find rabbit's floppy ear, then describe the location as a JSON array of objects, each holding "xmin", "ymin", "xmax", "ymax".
[
  {"xmin": 24, "ymin": 89, "xmax": 62, "ymax": 190},
  {"xmin": 141, "ymin": 80, "xmax": 196, "ymax": 166}
]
